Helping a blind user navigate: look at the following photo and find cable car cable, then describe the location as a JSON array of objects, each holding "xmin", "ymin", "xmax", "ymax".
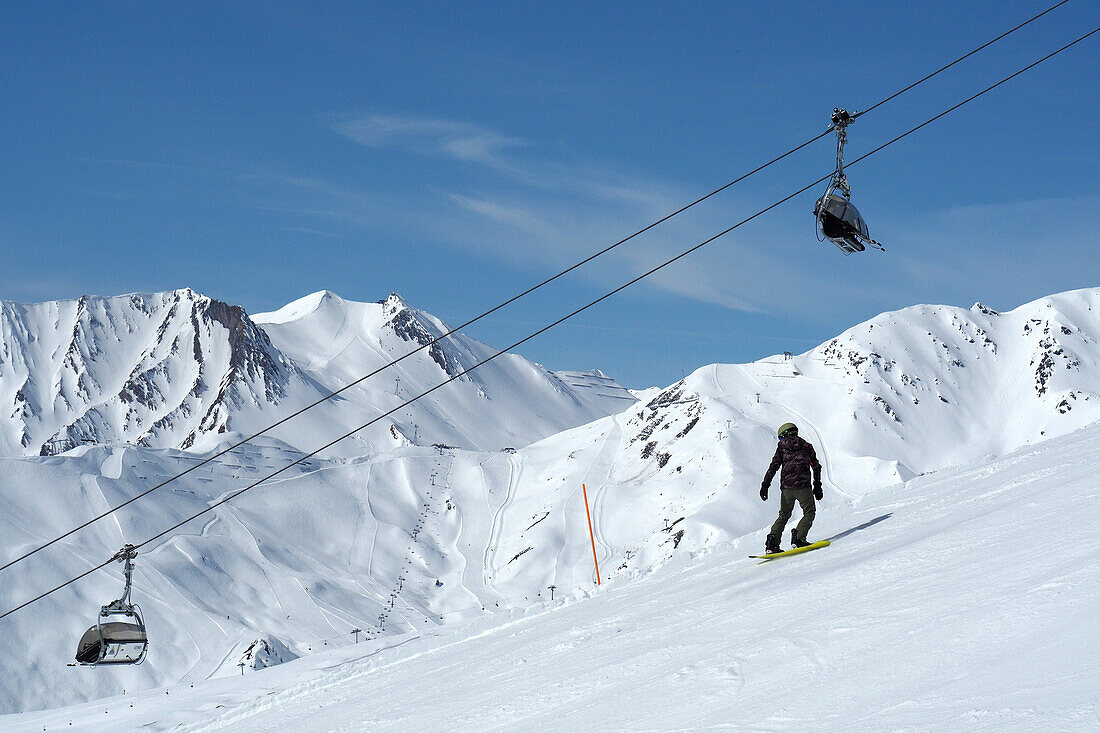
[
  {"xmin": 0, "ymin": 136, "xmax": 832, "ymax": 578},
  {"xmin": 852, "ymin": 0, "xmax": 1072, "ymax": 121},
  {"xmin": 0, "ymin": 0, "xmax": 1072, "ymax": 578},
  {"xmin": 3, "ymin": 22, "xmax": 1095, "ymax": 623}
]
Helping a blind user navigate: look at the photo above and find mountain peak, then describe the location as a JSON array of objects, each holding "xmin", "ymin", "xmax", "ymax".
[
  {"xmin": 251, "ymin": 290, "xmax": 350, "ymax": 326},
  {"xmin": 0, "ymin": 289, "xmax": 297, "ymax": 456},
  {"xmin": 379, "ymin": 292, "xmax": 411, "ymax": 317}
]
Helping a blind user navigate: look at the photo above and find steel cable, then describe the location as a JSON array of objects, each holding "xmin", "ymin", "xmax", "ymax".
[
  {"xmin": 3, "ymin": 22, "xmax": 1095, "ymax": 622},
  {"xmin": 0, "ymin": 0, "xmax": 1072, "ymax": 577}
]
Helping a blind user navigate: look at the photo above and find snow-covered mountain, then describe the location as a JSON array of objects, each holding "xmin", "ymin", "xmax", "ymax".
[
  {"xmin": 252, "ymin": 290, "xmax": 636, "ymax": 452},
  {"xmin": 1, "ymin": 287, "xmax": 1099, "ymax": 716},
  {"xmin": 482, "ymin": 288, "xmax": 1100, "ymax": 595},
  {"xmin": 9, "ymin": 420, "xmax": 1100, "ymax": 731},
  {"xmin": 0, "ymin": 289, "xmax": 634, "ymax": 459},
  {"xmin": 0, "ymin": 289, "xmax": 297, "ymax": 457}
]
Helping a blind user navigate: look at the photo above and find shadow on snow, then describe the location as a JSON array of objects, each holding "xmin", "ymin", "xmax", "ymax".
[{"xmin": 826, "ymin": 513, "xmax": 892, "ymax": 543}]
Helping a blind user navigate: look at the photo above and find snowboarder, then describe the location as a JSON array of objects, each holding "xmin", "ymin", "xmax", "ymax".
[{"xmin": 759, "ymin": 422, "xmax": 823, "ymax": 554}]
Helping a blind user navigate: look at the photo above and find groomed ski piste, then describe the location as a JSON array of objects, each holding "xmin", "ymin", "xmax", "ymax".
[
  {"xmin": 2, "ymin": 287, "xmax": 1100, "ymax": 730},
  {"xmin": 6, "ymin": 420, "xmax": 1099, "ymax": 731}
]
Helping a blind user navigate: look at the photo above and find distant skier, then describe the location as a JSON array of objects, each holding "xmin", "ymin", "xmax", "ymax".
[{"xmin": 759, "ymin": 422, "xmax": 823, "ymax": 554}]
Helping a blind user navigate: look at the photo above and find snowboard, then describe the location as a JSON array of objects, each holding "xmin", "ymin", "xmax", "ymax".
[{"xmin": 750, "ymin": 540, "xmax": 830, "ymax": 560}]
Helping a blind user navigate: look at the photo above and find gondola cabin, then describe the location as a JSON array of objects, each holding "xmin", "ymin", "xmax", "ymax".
[
  {"xmin": 814, "ymin": 107, "xmax": 885, "ymax": 253},
  {"xmin": 74, "ymin": 544, "xmax": 149, "ymax": 666},
  {"xmin": 75, "ymin": 612, "xmax": 148, "ymax": 665},
  {"xmin": 815, "ymin": 193, "xmax": 870, "ymax": 254}
]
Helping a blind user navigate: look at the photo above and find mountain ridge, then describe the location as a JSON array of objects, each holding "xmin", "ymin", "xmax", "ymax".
[
  {"xmin": 0, "ymin": 289, "xmax": 299, "ymax": 457},
  {"xmin": 0, "ymin": 288, "xmax": 635, "ymax": 459},
  {"xmin": 1, "ymin": 286, "xmax": 1098, "ymax": 714}
]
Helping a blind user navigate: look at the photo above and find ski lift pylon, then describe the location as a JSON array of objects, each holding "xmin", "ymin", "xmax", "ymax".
[
  {"xmin": 814, "ymin": 108, "xmax": 885, "ymax": 254},
  {"xmin": 74, "ymin": 544, "xmax": 148, "ymax": 666}
]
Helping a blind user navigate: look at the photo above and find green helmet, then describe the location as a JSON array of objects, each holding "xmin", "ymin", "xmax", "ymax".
[{"xmin": 777, "ymin": 422, "xmax": 798, "ymax": 438}]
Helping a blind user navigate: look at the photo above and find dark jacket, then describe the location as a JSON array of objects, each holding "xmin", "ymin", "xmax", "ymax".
[{"xmin": 763, "ymin": 434, "xmax": 822, "ymax": 492}]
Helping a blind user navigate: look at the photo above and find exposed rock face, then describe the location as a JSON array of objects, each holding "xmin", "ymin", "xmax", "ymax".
[
  {"xmin": 238, "ymin": 637, "xmax": 298, "ymax": 671},
  {"xmin": 0, "ymin": 289, "xmax": 637, "ymax": 458},
  {"xmin": 0, "ymin": 289, "xmax": 298, "ymax": 456},
  {"xmin": 380, "ymin": 293, "xmax": 467, "ymax": 378}
]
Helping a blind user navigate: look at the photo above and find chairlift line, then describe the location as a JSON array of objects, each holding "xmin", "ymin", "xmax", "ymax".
[
  {"xmin": 4, "ymin": 18, "xmax": 1097, "ymax": 650},
  {"xmin": 0, "ymin": 0, "xmax": 1075, "ymax": 581},
  {"xmin": 5, "ymin": 20, "xmax": 1094, "ymax": 633}
]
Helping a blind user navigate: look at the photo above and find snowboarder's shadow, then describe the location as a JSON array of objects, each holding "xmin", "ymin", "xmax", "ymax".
[{"xmin": 826, "ymin": 513, "xmax": 892, "ymax": 542}]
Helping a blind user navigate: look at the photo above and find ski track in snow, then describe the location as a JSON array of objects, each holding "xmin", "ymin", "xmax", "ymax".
[
  {"xmin": 453, "ymin": 466, "xmax": 491, "ymax": 617},
  {"xmin": 5, "ymin": 288, "xmax": 1100, "ymax": 724},
  {"xmin": 18, "ymin": 425, "xmax": 1098, "ymax": 730},
  {"xmin": 482, "ymin": 454, "xmax": 520, "ymax": 588},
  {"xmin": 565, "ymin": 417, "xmax": 622, "ymax": 586},
  {"xmin": 79, "ymin": 472, "xmax": 125, "ymax": 544},
  {"xmin": 590, "ymin": 419, "xmax": 622, "ymax": 577},
  {"xmin": 738, "ymin": 362, "xmax": 856, "ymax": 504},
  {"xmin": 312, "ymin": 306, "xmax": 354, "ymax": 372}
]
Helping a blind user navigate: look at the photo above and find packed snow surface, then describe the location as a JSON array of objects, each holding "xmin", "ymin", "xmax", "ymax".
[
  {"xmin": 5, "ymin": 423, "xmax": 1099, "ymax": 731},
  {"xmin": 1, "ymin": 287, "xmax": 1099, "ymax": 727}
]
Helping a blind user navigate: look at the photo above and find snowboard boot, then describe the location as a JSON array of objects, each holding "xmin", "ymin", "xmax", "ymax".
[
  {"xmin": 765, "ymin": 534, "xmax": 782, "ymax": 555},
  {"xmin": 791, "ymin": 529, "xmax": 811, "ymax": 548}
]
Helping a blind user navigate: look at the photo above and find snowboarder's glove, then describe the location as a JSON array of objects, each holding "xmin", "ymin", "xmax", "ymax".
[
  {"xmin": 759, "ymin": 483, "xmax": 769, "ymax": 501},
  {"xmin": 813, "ymin": 484, "xmax": 823, "ymax": 501}
]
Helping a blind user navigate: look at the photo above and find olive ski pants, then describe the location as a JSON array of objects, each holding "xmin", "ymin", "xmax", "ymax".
[{"xmin": 769, "ymin": 488, "xmax": 816, "ymax": 542}]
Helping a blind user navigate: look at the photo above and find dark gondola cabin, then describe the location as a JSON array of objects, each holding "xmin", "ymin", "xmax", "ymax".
[
  {"xmin": 815, "ymin": 193, "xmax": 870, "ymax": 253},
  {"xmin": 814, "ymin": 107, "xmax": 885, "ymax": 254}
]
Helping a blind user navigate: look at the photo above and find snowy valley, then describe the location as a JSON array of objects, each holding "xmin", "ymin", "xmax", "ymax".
[{"xmin": 1, "ymin": 287, "xmax": 1099, "ymax": 730}]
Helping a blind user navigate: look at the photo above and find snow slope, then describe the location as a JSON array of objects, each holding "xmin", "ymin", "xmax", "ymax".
[
  {"xmin": 0, "ymin": 289, "xmax": 298, "ymax": 456},
  {"xmin": 482, "ymin": 288, "xmax": 1100, "ymax": 597},
  {"xmin": 0, "ymin": 289, "xmax": 634, "ymax": 459},
  {"xmin": 1, "ymin": 288, "xmax": 1099, "ymax": 717},
  {"xmin": 252, "ymin": 291, "xmax": 635, "ymax": 452},
  {"xmin": 5, "ymin": 420, "xmax": 1099, "ymax": 731}
]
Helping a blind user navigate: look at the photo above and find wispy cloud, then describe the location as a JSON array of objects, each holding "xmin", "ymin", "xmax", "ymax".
[
  {"xmin": 324, "ymin": 111, "xmax": 799, "ymax": 313},
  {"xmin": 446, "ymin": 193, "xmax": 562, "ymax": 240},
  {"xmin": 334, "ymin": 113, "xmax": 528, "ymax": 170},
  {"xmin": 318, "ymin": 112, "xmax": 1100, "ymax": 321},
  {"xmin": 68, "ymin": 115, "xmax": 1094, "ymax": 335},
  {"xmin": 886, "ymin": 195, "xmax": 1100, "ymax": 307}
]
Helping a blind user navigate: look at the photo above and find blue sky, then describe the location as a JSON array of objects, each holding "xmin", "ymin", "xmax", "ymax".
[{"xmin": 1, "ymin": 1, "xmax": 1097, "ymax": 387}]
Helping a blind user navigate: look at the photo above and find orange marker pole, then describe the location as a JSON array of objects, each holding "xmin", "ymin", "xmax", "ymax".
[{"xmin": 582, "ymin": 483, "xmax": 601, "ymax": 586}]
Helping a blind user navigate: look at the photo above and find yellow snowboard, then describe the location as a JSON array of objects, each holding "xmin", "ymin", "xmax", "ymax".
[{"xmin": 750, "ymin": 540, "xmax": 830, "ymax": 560}]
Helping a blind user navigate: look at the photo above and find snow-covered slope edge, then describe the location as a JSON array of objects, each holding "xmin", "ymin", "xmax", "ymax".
[
  {"xmin": 484, "ymin": 288, "xmax": 1100, "ymax": 594},
  {"xmin": 252, "ymin": 290, "xmax": 636, "ymax": 452},
  {"xmin": 7, "ymin": 421, "xmax": 1099, "ymax": 732},
  {"xmin": 2, "ymin": 287, "xmax": 1099, "ymax": 716}
]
